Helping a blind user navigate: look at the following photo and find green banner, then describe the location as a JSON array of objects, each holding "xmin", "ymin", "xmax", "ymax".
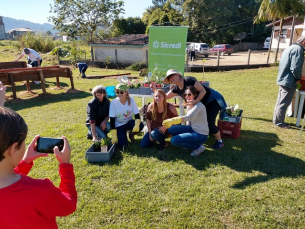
[{"xmin": 148, "ymin": 26, "xmax": 188, "ymax": 81}]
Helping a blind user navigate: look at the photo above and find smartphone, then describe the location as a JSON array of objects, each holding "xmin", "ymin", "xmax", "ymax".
[{"xmin": 37, "ymin": 137, "xmax": 64, "ymax": 153}]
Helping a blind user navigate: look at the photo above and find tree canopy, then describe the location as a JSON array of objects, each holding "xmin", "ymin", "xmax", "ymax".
[
  {"xmin": 111, "ymin": 17, "xmax": 146, "ymax": 37},
  {"xmin": 49, "ymin": 0, "xmax": 124, "ymax": 41}
]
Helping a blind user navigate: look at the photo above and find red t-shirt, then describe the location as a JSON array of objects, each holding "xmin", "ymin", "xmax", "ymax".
[{"xmin": 0, "ymin": 160, "xmax": 77, "ymax": 229}]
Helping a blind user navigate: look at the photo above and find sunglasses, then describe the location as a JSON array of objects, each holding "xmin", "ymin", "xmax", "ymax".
[
  {"xmin": 115, "ymin": 90, "xmax": 125, "ymax": 95},
  {"xmin": 184, "ymin": 93, "xmax": 192, "ymax": 97}
]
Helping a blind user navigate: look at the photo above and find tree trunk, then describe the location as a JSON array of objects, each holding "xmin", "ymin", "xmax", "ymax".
[
  {"xmin": 267, "ymin": 20, "xmax": 275, "ymax": 64},
  {"xmin": 275, "ymin": 18, "xmax": 283, "ymax": 63},
  {"xmin": 289, "ymin": 16, "xmax": 296, "ymax": 46}
]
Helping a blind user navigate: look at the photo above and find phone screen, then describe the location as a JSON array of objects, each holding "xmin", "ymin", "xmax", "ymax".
[{"xmin": 37, "ymin": 137, "xmax": 64, "ymax": 153}]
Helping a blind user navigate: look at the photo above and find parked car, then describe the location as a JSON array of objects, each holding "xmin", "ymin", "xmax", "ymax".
[
  {"xmin": 210, "ymin": 44, "xmax": 233, "ymax": 56},
  {"xmin": 263, "ymin": 37, "xmax": 271, "ymax": 49},
  {"xmin": 189, "ymin": 43, "xmax": 210, "ymax": 57}
]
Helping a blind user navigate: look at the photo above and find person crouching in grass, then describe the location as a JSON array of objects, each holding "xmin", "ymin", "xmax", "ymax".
[{"xmin": 0, "ymin": 107, "xmax": 77, "ymax": 228}]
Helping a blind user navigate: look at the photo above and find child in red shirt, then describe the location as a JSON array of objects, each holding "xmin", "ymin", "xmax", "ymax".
[{"xmin": 0, "ymin": 107, "xmax": 77, "ymax": 229}]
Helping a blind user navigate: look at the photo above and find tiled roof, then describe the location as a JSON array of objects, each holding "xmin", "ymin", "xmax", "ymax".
[{"xmin": 89, "ymin": 34, "xmax": 148, "ymax": 46}]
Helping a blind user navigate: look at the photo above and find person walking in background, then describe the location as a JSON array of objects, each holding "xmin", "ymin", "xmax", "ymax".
[
  {"xmin": 273, "ymin": 36, "xmax": 305, "ymax": 129},
  {"xmin": 75, "ymin": 62, "xmax": 88, "ymax": 78},
  {"xmin": 163, "ymin": 86, "xmax": 209, "ymax": 156},
  {"xmin": 0, "ymin": 107, "xmax": 77, "ymax": 228},
  {"xmin": 109, "ymin": 84, "xmax": 144, "ymax": 147},
  {"xmin": 15, "ymin": 48, "xmax": 42, "ymax": 67},
  {"xmin": 140, "ymin": 89, "xmax": 178, "ymax": 151},
  {"xmin": 151, "ymin": 69, "xmax": 227, "ymax": 149},
  {"xmin": 86, "ymin": 85, "xmax": 111, "ymax": 141}
]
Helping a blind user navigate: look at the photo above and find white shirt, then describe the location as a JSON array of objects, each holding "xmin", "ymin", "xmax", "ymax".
[
  {"xmin": 22, "ymin": 49, "xmax": 42, "ymax": 61},
  {"xmin": 109, "ymin": 97, "xmax": 139, "ymax": 127}
]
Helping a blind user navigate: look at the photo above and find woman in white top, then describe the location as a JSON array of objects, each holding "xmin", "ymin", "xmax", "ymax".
[
  {"xmin": 163, "ymin": 86, "xmax": 209, "ymax": 156},
  {"xmin": 109, "ymin": 84, "xmax": 144, "ymax": 147}
]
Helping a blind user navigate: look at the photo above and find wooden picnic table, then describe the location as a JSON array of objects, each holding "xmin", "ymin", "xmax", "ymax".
[{"xmin": 0, "ymin": 63, "xmax": 75, "ymax": 99}]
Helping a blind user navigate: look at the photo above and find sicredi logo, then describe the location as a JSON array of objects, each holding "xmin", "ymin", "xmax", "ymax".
[{"xmin": 152, "ymin": 40, "xmax": 181, "ymax": 49}]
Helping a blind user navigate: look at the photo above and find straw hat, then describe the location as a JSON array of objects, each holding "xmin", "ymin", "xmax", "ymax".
[{"xmin": 162, "ymin": 69, "xmax": 182, "ymax": 84}]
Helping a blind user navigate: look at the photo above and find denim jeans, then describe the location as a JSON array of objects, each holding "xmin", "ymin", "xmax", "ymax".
[
  {"xmin": 117, "ymin": 119, "xmax": 144, "ymax": 146},
  {"xmin": 30, "ymin": 59, "xmax": 43, "ymax": 67},
  {"xmin": 168, "ymin": 125, "xmax": 207, "ymax": 150},
  {"xmin": 86, "ymin": 122, "xmax": 111, "ymax": 139},
  {"xmin": 140, "ymin": 128, "xmax": 168, "ymax": 148}
]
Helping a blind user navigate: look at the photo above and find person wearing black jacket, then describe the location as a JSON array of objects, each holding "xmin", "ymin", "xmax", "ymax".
[{"xmin": 86, "ymin": 85, "xmax": 111, "ymax": 141}]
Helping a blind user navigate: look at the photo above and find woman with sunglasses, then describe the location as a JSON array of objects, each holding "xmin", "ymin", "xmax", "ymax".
[
  {"xmin": 151, "ymin": 69, "xmax": 226, "ymax": 150},
  {"xmin": 162, "ymin": 86, "xmax": 208, "ymax": 156},
  {"xmin": 86, "ymin": 85, "xmax": 111, "ymax": 141},
  {"xmin": 140, "ymin": 89, "xmax": 178, "ymax": 151},
  {"xmin": 109, "ymin": 84, "xmax": 144, "ymax": 147}
]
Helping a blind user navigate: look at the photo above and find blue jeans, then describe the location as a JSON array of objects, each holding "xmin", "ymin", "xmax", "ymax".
[
  {"xmin": 140, "ymin": 128, "xmax": 168, "ymax": 148},
  {"xmin": 30, "ymin": 59, "xmax": 43, "ymax": 67},
  {"xmin": 168, "ymin": 125, "xmax": 207, "ymax": 150},
  {"xmin": 117, "ymin": 120, "xmax": 144, "ymax": 146},
  {"xmin": 86, "ymin": 122, "xmax": 111, "ymax": 139}
]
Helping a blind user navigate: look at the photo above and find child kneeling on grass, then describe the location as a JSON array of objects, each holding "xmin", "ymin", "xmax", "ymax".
[{"xmin": 0, "ymin": 107, "xmax": 77, "ymax": 229}]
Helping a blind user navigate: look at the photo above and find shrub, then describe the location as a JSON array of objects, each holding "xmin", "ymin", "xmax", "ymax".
[
  {"xmin": 126, "ymin": 61, "xmax": 147, "ymax": 71},
  {"xmin": 19, "ymin": 32, "xmax": 55, "ymax": 52}
]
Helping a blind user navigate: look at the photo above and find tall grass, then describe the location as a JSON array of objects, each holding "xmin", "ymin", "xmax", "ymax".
[{"xmin": 19, "ymin": 32, "xmax": 55, "ymax": 52}]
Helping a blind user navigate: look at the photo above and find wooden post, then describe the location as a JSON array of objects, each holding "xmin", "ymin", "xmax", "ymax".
[
  {"xmin": 68, "ymin": 68, "xmax": 75, "ymax": 90},
  {"xmin": 267, "ymin": 20, "xmax": 275, "ymax": 64},
  {"xmin": 217, "ymin": 50, "xmax": 220, "ymax": 69},
  {"xmin": 115, "ymin": 49, "xmax": 118, "ymax": 69},
  {"xmin": 26, "ymin": 80, "xmax": 31, "ymax": 91},
  {"xmin": 56, "ymin": 76, "xmax": 60, "ymax": 87},
  {"xmin": 90, "ymin": 46, "xmax": 94, "ymax": 61},
  {"xmin": 8, "ymin": 73, "xmax": 17, "ymax": 99},
  {"xmin": 38, "ymin": 70, "xmax": 47, "ymax": 94},
  {"xmin": 57, "ymin": 49, "xmax": 60, "ymax": 65},
  {"xmin": 247, "ymin": 49, "xmax": 251, "ymax": 65}
]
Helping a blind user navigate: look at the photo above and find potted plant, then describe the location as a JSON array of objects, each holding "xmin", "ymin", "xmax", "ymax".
[
  {"xmin": 86, "ymin": 137, "xmax": 117, "ymax": 163},
  {"xmin": 127, "ymin": 79, "xmax": 142, "ymax": 94},
  {"xmin": 217, "ymin": 104, "xmax": 243, "ymax": 139},
  {"xmin": 140, "ymin": 67, "xmax": 169, "ymax": 94}
]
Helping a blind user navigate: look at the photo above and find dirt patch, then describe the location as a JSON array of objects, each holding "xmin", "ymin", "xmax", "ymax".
[{"xmin": 190, "ymin": 50, "xmax": 279, "ymax": 66}]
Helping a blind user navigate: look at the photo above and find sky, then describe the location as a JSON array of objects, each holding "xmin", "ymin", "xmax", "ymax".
[{"xmin": 0, "ymin": 0, "xmax": 152, "ymax": 24}]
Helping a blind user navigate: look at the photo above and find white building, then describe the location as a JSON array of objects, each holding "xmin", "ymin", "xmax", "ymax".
[
  {"xmin": 0, "ymin": 16, "xmax": 6, "ymax": 40},
  {"xmin": 89, "ymin": 34, "xmax": 149, "ymax": 64},
  {"xmin": 266, "ymin": 16, "xmax": 304, "ymax": 51}
]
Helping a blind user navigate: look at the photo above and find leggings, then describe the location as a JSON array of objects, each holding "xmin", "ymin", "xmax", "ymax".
[{"xmin": 205, "ymin": 100, "xmax": 221, "ymax": 135}]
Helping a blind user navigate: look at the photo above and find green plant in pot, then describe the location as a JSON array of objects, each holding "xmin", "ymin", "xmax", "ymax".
[{"xmin": 94, "ymin": 137, "xmax": 111, "ymax": 152}]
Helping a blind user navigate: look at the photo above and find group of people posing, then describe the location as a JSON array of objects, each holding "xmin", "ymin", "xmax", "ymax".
[{"xmin": 86, "ymin": 69, "xmax": 227, "ymax": 156}]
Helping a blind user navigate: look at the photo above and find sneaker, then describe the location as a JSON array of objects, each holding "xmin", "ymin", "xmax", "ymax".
[
  {"xmin": 190, "ymin": 145, "xmax": 205, "ymax": 156},
  {"xmin": 82, "ymin": 74, "xmax": 86, "ymax": 78},
  {"xmin": 87, "ymin": 133, "xmax": 93, "ymax": 140},
  {"xmin": 129, "ymin": 132, "xmax": 136, "ymax": 143},
  {"xmin": 213, "ymin": 140, "xmax": 224, "ymax": 149}
]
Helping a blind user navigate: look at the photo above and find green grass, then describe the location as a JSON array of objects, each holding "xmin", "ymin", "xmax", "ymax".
[{"xmin": 2, "ymin": 43, "xmax": 305, "ymax": 228}]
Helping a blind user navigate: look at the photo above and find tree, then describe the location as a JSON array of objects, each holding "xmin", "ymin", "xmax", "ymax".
[
  {"xmin": 255, "ymin": 0, "xmax": 305, "ymax": 62},
  {"xmin": 142, "ymin": 0, "xmax": 184, "ymax": 33},
  {"xmin": 49, "ymin": 0, "xmax": 124, "ymax": 41},
  {"xmin": 111, "ymin": 17, "xmax": 146, "ymax": 37},
  {"xmin": 183, "ymin": 0, "xmax": 261, "ymax": 44}
]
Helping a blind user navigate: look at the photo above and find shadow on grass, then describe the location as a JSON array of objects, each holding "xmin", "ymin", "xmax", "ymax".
[
  {"xmin": 120, "ymin": 129, "xmax": 305, "ymax": 189},
  {"xmin": 4, "ymin": 82, "xmax": 91, "ymax": 111}
]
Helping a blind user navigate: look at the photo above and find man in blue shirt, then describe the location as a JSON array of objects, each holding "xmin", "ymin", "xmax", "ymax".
[
  {"xmin": 75, "ymin": 62, "xmax": 88, "ymax": 78},
  {"xmin": 273, "ymin": 36, "xmax": 305, "ymax": 128}
]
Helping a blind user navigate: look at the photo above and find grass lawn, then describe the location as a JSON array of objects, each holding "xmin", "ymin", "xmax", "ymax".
[{"xmin": 1, "ymin": 43, "xmax": 305, "ymax": 228}]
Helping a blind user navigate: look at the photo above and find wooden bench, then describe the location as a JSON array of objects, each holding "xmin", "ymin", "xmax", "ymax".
[
  {"xmin": 0, "ymin": 61, "xmax": 27, "ymax": 69},
  {"xmin": 0, "ymin": 65, "xmax": 75, "ymax": 99}
]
